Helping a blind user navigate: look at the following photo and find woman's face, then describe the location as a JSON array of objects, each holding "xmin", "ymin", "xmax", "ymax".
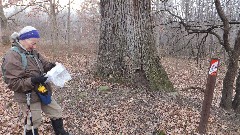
[{"xmin": 21, "ymin": 38, "xmax": 39, "ymax": 51}]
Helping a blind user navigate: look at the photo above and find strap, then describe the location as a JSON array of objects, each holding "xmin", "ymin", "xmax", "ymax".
[
  {"xmin": 1, "ymin": 57, "xmax": 7, "ymax": 82},
  {"xmin": 11, "ymin": 46, "xmax": 28, "ymax": 70}
]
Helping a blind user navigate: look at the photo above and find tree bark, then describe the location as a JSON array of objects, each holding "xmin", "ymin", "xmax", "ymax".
[
  {"xmin": 231, "ymin": 31, "xmax": 240, "ymax": 112},
  {"xmin": 0, "ymin": 1, "xmax": 10, "ymax": 45},
  {"xmin": 97, "ymin": 0, "xmax": 174, "ymax": 91},
  {"xmin": 220, "ymin": 30, "xmax": 240, "ymax": 110},
  {"xmin": 49, "ymin": 0, "xmax": 59, "ymax": 46},
  {"xmin": 233, "ymin": 70, "xmax": 240, "ymax": 112},
  {"xmin": 214, "ymin": 0, "xmax": 240, "ymax": 111},
  {"xmin": 220, "ymin": 57, "xmax": 239, "ymax": 110},
  {"xmin": 67, "ymin": 0, "xmax": 71, "ymax": 46}
]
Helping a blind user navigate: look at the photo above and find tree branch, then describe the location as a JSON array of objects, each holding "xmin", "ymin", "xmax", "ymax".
[
  {"xmin": 209, "ymin": 31, "xmax": 224, "ymax": 46},
  {"xmin": 37, "ymin": 4, "xmax": 50, "ymax": 15},
  {"xmin": 161, "ymin": 1, "xmax": 238, "ymax": 50},
  {"xmin": 7, "ymin": 0, "xmax": 37, "ymax": 19},
  {"xmin": 169, "ymin": 34, "xmax": 197, "ymax": 55},
  {"xmin": 215, "ymin": 0, "xmax": 232, "ymax": 55}
]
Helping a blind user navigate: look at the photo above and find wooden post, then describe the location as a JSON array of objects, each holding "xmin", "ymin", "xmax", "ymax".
[{"xmin": 198, "ymin": 58, "xmax": 220, "ymax": 134}]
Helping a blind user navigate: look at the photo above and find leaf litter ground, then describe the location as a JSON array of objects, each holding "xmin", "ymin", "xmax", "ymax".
[{"xmin": 1, "ymin": 46, "xmax": 240, "ymax": 134}]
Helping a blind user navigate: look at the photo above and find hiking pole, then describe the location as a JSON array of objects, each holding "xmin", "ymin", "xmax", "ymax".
[{"xmin": 24, "ymin": 93, "xmax": 35, "ymax": 135}]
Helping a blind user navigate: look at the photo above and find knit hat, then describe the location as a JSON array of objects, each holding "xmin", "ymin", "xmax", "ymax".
[{"xmin": 18, "ymin": 26, "xmax": 40, "ymax": 40}]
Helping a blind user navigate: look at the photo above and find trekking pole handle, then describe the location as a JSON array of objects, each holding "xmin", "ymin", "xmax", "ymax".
[{"xmin": 26, "ymin": 93, "xmax": 31, "ymax": 105}]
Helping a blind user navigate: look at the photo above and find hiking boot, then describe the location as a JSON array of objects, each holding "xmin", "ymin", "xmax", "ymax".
[
  {"xmin": 26, "ymin": 129, "xmax": 38, "ymax": 135},
  {"xmin": 51, "ymin": 118, "xmax": 70, "ymax": 135}
]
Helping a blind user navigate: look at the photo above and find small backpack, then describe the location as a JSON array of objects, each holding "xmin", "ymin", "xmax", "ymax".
[{"xmin": 1, "ymin": 46, "xmax": 28, "ymax": 83}]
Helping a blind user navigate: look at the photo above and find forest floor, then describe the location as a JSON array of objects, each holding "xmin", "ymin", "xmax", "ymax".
[{"xmin": 1, "ymin": 45, "xmax": 240, "ymax": 135}]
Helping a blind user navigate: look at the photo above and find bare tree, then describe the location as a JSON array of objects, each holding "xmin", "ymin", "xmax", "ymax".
[
  {"xmin": 0, "ymin": 0, "xmax": 32, "ymax": 45},
  {"xmin": 67, "ymin": 0, "xmax": 71, "ymax": 46},
  {"xmin": 212, "ymin": 0, "xmax": 240, "ymax": 111},
  {"xmin": 49, "ymin": 0, "xmax": 59, "ymax": 46},
  {"xmin": 0, "ymin": 0, "xmax": 9, "ymax": 45},
  {"xmin": 76, "ymin": 0, "xmax": 100, "ymax": 48},
  {"xmin": 160, "ymin": 0, "xmax": 240, "ymax": 110},
  {"xmin": 36, "ymin": 0, "xmax": 66, "ymax": 46}
]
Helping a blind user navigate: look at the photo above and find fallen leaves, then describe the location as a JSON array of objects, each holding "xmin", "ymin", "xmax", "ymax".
[{"xmin": 1, "ymin": 46, "xmax": 240, "ymax": 134}]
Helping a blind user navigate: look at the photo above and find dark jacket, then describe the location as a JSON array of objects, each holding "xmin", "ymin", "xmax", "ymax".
[{"xmin": 2, "ymin": 42, "xmax": 53, "ymax": 103}]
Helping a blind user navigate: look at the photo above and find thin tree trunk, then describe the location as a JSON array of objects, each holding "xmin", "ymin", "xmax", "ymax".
[
  {"xmin": 0, "ymin": 1, "xmax": 10, "ymax": 45},
  {"xmin": 220, "ymin": 58, "xmax": 239, "ymax": 110},
  {"xmin": 214, "ymin": 0, "xmax": 240, "ymax": 110},
  {"xmin": 231, "ymin": 31, "xmax": 240, "ymax": 112},
  {"xmin": 232, "ymin": 70, "xmax": 240, "ymax": 112},
  {"xmin": 221, "ymin": 30, "xmax": 240, "ymax": 110},
  {"xmin": 50, "ymin": 0, "xmax": 59, "ymax": 46},
  {"xmin": 67, "ymin": 0, "xmax": 71, "ymax": 47}
]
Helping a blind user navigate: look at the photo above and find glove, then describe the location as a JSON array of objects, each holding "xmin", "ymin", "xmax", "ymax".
[
  {"xmin": 24, "ymin": 90, "xmax": 32, "ymax": 94},
  {"xmin": 45, "ymin": 62, "xmax": 56, "ymax": 72},
  {"xmin": 49, "ymin": 63, "xmax": 56, "ymax": 70},
  {"xmin": 31, "ymin": 76, "xmax": 48, "ymax": 85}
]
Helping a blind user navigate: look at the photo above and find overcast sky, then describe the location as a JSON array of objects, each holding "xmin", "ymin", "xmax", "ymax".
[
  {"xmin": 3, "ymin": 0, "xmax": 85, "ymax": 15},
  {"xmin": 59, "ymin": 0, "xmax": 84, "ymax": 9},
  {"xmin": 3, "ymin": 0, "xmax": 84, "ymax": 10}
]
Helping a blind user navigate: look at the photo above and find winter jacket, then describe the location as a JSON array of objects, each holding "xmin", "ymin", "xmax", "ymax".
[{"xmin": 2, "ymin": 42, "xmax": 54, "ymax": 103}]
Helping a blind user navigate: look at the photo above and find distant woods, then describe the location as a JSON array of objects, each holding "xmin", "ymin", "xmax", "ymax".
[
  {"xmin": 0, "ymin": 0, "xmax": 100, "ymax": 47},
  {"xmin": 156, "ymin": 0, "xmax": 240, "ymax": 111}
]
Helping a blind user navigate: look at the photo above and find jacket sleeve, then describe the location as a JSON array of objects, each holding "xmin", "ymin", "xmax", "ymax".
[
  {"xmin": 2, "ymin": 51, "xmax": 34, "ymax": 93},
  {"xmin": 37, "ymin": 52, "xmax": 54, "ymax": 73}
]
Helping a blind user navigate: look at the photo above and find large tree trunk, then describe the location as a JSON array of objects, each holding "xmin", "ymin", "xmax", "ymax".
[
  {"xmin": 0, "ymin": 1, "xmax": 10, "ymax": 45},
  {"xmin": 153, "ymin": 0, "xmax": 161, "ymax": 51},
  {"xmin": 97, "ymin": 0, "xmax": 174, "ymax": 91}
]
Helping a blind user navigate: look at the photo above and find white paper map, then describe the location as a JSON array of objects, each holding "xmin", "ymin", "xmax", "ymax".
[{"xmin": 45, "ymin": 62, "xmax": 72, "ymax": 87}]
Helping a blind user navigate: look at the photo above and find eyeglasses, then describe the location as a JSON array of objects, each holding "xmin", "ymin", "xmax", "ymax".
[{"xmin": 26, "ymin": 39, "xmax": 37, "ymax": 46}]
